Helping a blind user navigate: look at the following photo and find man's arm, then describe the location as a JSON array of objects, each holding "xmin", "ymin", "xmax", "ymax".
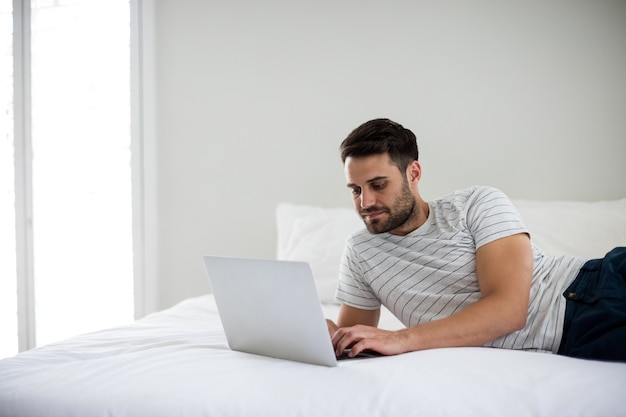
[{"xmin": 331, "ymin": 233, "xmax": 533, "ymax": 357}]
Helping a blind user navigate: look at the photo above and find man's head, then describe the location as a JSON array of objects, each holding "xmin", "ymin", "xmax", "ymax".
[
  {"xmin": 340, "ymin": 119, "xmax": 425, "ymax": 236},
  {"xmin": 340, "ymin": 118, "xmax": 419, "ymax": 173}
]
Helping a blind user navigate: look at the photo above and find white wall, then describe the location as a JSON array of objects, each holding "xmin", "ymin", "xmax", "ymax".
[{"xmin": 153, "ymin": 0, "xmax": 626, "ymax": 309}]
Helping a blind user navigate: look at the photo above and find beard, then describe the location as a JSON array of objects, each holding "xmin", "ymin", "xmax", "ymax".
[{"xmin": 360, "ymin": 179, "xmax": 417, "ymax": 234}]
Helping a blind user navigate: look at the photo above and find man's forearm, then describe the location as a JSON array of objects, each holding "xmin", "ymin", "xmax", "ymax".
[
  {"xmin": 399, "ymin": 293, "xmax": 527, "ymax": 351},
  {"xmin": 332, "ymin": 294, "xmax": 528, "ymax": 357}
]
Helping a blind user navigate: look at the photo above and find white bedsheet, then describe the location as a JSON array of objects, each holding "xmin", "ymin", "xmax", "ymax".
[{"xmin": 1, "ymin": 295, "xmax": 625, "ymax": 417}]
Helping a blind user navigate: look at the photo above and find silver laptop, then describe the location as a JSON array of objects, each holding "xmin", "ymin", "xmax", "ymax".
[{"xmin": 203, "ymin": 255, "xmax": 351, "ymax": 366}]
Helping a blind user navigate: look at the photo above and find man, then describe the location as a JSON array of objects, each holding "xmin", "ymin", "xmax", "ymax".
[{"xmin": 327, "ymin": 118, "xmax": 626, "ymax": 362}]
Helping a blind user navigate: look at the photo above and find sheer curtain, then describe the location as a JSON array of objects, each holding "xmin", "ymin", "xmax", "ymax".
[{"xmin": 1, "ymin": 0, "xmax": 135, "ymax": 358}]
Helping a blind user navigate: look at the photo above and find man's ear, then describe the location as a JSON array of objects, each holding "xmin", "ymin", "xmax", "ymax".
[{"xmin": 406, "ymin": 160, "xmax": 422, "ymax": 184}]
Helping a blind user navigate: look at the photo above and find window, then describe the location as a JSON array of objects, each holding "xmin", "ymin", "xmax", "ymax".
[{"xmin": 1, "ymin": 0, "xmax": 140, "ymax": 358}]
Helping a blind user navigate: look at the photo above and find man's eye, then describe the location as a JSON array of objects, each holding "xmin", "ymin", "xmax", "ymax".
[
  {"xmin": 351, "ymin": 188, "xmax": 361, "ymax": 196},
  {"xmin": 372, "ymin": 182, "xmax": 386, "ymax": 190}
]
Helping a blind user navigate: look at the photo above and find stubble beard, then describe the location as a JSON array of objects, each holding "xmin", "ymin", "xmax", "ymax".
[{"xmin": 361, "ymin": 180, "xmax": 418, "ymax": 234}]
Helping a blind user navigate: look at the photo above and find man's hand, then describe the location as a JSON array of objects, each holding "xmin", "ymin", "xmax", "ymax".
[{"xmin": 331, "ymin": 324, "xmax": 409, "ymax": 357}]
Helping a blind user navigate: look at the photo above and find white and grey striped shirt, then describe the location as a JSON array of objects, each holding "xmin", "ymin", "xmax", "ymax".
[{"xmin": 336, "ymin": 186, "xmax": 586, "ymax": 353}]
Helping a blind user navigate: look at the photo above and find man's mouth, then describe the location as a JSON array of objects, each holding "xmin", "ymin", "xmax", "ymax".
[{"xmin": 361, "ymin": 209, "xmax": 386, "ymax": 221}]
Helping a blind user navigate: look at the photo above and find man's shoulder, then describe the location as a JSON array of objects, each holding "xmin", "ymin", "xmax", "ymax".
[
  {"xmin": 434, "ymin": 185, "xmax": 505, "ymax": 203},
  {"xmin": 431, "ymin": 186, "xmax": 510, "ymax": 212}
]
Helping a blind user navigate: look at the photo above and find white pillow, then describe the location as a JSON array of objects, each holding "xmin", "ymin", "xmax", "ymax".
[
  {"xmin": 512, "ymin": 198, "xmax": 626, "ymax": 259},
  {"xmin": 276, "ymin": 203, "xmax": 362, "ymax": 304}
]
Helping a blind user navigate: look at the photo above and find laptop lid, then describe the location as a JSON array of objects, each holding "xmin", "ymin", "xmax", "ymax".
[{"xmin": 203, "ymin": 255, "xmax": 339, "ymax": 367}]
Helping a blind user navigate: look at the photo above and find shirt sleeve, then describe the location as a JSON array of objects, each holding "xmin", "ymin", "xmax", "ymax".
[
  {"xmin": 334, "ymin": 242, "xmax": 381, "ymax": 309},
  {"xmin": 465, "ymin": 186, "xmax": 528, "ymax": 249}
]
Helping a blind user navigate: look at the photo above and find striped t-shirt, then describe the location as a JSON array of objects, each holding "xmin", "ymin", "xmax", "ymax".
[{"xmin": 336, "ymin": 186, "xmax": 586, "ymax": 353}]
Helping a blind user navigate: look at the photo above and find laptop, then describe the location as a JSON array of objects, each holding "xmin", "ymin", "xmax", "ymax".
[{"xmin": 203, "ymin": 255, "xmax": 377, "ymax": 367}]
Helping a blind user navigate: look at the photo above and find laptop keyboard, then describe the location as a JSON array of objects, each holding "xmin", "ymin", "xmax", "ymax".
[{"xmin": 337, "ymin": 349, "xmax": 383, "ymax": 360}]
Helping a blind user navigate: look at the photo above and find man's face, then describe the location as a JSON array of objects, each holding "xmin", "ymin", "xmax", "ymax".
[{"xmin": 344, "ymin": 153, "xmax": 418, "ymax": 235}]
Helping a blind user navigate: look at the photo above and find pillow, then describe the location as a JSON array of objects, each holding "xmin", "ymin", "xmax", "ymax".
[
  {"xmin": 512, "ymin": 198, "xmax": 626, "ymax": 259},
  {"xmin": 276, "ymin": 203, "xmax": 361, "ymax": 304}
]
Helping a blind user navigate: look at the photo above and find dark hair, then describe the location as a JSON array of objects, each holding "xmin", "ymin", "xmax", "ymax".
[{"xmin": 340, "ymin": 118, "xmax": 419, "ymax": 172}]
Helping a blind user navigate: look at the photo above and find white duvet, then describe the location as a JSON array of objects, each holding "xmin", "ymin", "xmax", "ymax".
[{"xmin": 1, "ymin": 295, "xmax": 625, "ymax": 417}]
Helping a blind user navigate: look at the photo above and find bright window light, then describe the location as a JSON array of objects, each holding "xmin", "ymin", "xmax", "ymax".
[
  {"xmin": 0, "ymin": 0, "xmax": 134, "ymax": 356},
  {"xmin": 30, "ymin": 0, "xmax": 134, "ymax": 346}
]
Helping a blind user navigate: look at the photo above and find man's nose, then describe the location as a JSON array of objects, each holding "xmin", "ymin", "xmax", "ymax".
[{"xmin": 360, "ymin": 189, "xmax": 376, "ymax": 209}]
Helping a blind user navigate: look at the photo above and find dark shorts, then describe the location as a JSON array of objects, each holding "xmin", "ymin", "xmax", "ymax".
[{"xmin": 557, "ymin": 247, "xmax": 626, "ymax": 362}]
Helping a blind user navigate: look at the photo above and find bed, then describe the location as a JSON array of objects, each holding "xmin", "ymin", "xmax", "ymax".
[{"xmin": 1, "ymin": 197, "xmax": 625, "ymax": 417}]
